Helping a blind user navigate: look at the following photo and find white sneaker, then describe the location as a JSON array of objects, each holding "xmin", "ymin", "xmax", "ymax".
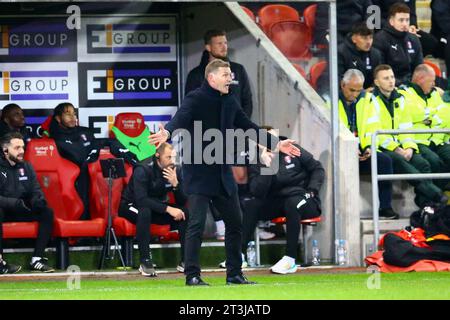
[
  {"xmin": 219, "ymin": 254, "xmax": 248, "ymax": 268},
  {"xmin": 259, "ymin": 230, "xmax": 276, "ymax": 240},
  {"xmin": 270, "ymin": 256, "xmax": 297, "ymax": 274}
]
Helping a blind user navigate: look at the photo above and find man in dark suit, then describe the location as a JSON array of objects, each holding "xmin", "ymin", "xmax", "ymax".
[{"xmin": 149, "ymin": 59, "xmax": 300, "ymax": 286}]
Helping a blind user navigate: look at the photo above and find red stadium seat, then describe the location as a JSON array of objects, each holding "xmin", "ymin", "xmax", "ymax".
[
  {"xmin": 2, "ymin": 222, "xmax": 39, "ymax": 239},
  {"xmin": 110, "ymin": 112, "xmax": 156, "ymax": 161},
  {"xmin": 25, "ymin": 138, "xmax": 106, "ymax": 269},
  {"xmin": 241, "ymin": 5, "xmax": 256, "ymax": 22},
  {"xmin": 269, "ymin": 20, "xmax": 313, "ymax": 61},
  {"xmin": 303, "ymin": 4, "xmax": 317, "ymax": 30},
  {"xmin": 258, "ymin": 4, "xmax": 300, "ymax": 36},
  {"xmin": 88, "ymin": 148, "xmax": 172, "ymax": 266},
  {"xmin": 309, "ymin": 60, "xmax": 328, "ymax": 90},
  {"xmin": 424, "ymin": 60, "xmax": 442, "ymax": 77}
]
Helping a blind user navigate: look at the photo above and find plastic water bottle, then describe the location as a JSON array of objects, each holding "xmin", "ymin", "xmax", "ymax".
[
  {"xmin": 311, "ymin": 239, "xmax": 320, "ymax": 266},
  {"xmin": 247, "ymin": 241, "xmax": 257, "ymax": 267},
  {"xmin": 337, "ymin": 239, "xmax": 347, "ymax": 266}
]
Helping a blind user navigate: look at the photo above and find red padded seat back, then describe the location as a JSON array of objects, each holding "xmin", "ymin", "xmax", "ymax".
[
  {"xmin": 110, "ymin": 112, "xmax": 146, "ymax": 138},
  {"xmin": 258, "ymin": 4, "xmax": 300, "ymax": 35},
  {"xmin": 303, "ymin": 4, "xmax": 317, "ymax": 29},
  {"xmin": 270, "ymin": 20, "xmax": 312, "ymax": 61},
  {"xmin": 88, "ymin": 148, "xmax": 133, "ymax": 221},
  {"xmin": 24, "ymin": 138, "xmax": 84, "ymax": 220}
]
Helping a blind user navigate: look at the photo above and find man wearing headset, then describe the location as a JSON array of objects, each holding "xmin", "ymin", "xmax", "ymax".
[
  {"xmin": 0, "ymin": 132, "xmax": 54, "ymax": 274},
  {"xmin": 119, "ymin": 142, "xmax": 188, "ymax": 277}
]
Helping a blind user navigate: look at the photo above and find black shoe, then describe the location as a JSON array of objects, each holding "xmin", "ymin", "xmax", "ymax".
[
  {"xmin": 379, "ymin": 208, "xmax": 399, "ymax": 220},
  {"xmin": 0, "ymin": 260, "xmax": 21, "ymax": 274},
  {"xmin": 176, "ymin": 261, "xmax": 185, "ymax": 273},
  {"xmin": 226, "ymin": 273, "xmax": 256, "ymax": 285},
  {"xmin": 139, "ymin": 259, "xmax": 157, "ymax": 277},
  {"xmin": 29, "ymin": 258, "xmax": 54, "ymax": 273},
  {"xmin": 186, "ymin": 276, "xmax": 209, "ymax": 286}
]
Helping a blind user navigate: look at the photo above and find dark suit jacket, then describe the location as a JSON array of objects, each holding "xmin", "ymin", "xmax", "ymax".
[{"xmin": 165, "ymin": 81, "xmax": 278, "ymax": 197}]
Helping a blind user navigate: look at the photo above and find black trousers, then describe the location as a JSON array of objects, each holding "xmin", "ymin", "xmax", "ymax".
[
  {"xmin": 185, "ymin": 191, "xmax": 243, "ymax": 279},
  {"xmin": 359, "ymin": 152, "xmax": 394, "ymax": 210},
  {"xmin": 76, "ymin": 164, "xmax": 90, "ymax": 220},
  {"xmin": 0, "ymin": 206, "xmax": 54, "ymax": 257},
  {"xmin": 241, "ymin": 195, "xmax": 321, "ymax": 260},
  {"xmin": 119, "ymin": 202, "xmax": 188, "ymax": 263}
]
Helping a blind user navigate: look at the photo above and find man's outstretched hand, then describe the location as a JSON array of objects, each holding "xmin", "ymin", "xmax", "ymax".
[
  {"xmin": 148, "ymin": 123, "xmax": 169, "ymax": 148},
  {"xmin": 278, "ymin": 139, "xmax": 301, "ymax": 157}
]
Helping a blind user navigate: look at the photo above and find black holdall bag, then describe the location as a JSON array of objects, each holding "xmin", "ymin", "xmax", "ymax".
[{"xmin": 410, "ymin": 205, "xmax": 450, "ymax": 238}]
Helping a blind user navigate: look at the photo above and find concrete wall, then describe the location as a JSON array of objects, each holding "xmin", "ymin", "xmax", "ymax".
[{"xmin": 180, "ymin": 2, "xmax": 361, "ymax": 265}]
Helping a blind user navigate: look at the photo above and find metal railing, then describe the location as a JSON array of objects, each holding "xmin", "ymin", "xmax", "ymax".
[{"xmin": 370, "ymin": 128, "xmax": 450, "ymax": 250}]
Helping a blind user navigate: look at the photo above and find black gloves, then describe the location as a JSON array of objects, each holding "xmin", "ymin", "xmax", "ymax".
[{"xmin": 14, "ymin": 199, "xmax": 31, "ymax": 213}]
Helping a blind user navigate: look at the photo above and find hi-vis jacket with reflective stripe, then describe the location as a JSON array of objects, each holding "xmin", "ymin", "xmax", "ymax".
[
  {"xmin": 398, "ymin": 84, "xmax": 445, "ymax": 146},
  {"xmin": 434, "ymin": 102, "xmax": 450, "ymax": 144},
  {"xmin": 369, "ymin": 89, "xmax": 418, "ymax": 152},
  {"xmin": 338, "ymin": 92, "xmax": 380, "ymax": 150}
]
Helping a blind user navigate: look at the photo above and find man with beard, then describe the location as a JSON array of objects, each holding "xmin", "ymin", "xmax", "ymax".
[
  {"xmin": 0, "ymin": 132, "xmax": 54, "ymax": 274},
  {"xmin": 119, "ymin": 142, "xmax": 188, "ymax": 277},
  {"xmin": 185, "ymin": 29, "xmax": 253, "ymax": 118}
]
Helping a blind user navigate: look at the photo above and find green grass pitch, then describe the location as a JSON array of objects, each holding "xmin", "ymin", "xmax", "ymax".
[{"xmin": 0, "ymin": 272, "xmax": 449, "ymax": 300}]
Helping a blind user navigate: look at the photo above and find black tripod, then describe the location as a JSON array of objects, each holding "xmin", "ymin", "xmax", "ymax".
[{"xmin": 98, "ymin": 158, "xmax": 127, "ymax": 269}]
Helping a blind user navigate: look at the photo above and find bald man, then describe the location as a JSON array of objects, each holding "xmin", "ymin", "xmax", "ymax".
[{"xmin": 399, "ymin": 64, "xmax": 450, "ymax": 188}]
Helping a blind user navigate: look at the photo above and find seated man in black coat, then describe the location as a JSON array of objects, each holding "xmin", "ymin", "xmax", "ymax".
[
  {"xmin": 49, "ymin": 102, "xmax": 101, "ymax": 220},
  {"xmin": 373, "ymin": 2, "xmax": 423, "ymax": 86},
  {"xmin": 243, "ymin": 130, "xmax": 325, "ymax": 274},
  {"xmin": 119, "ymin": 142, "xmax": 188, "ymax": 277},
  {"xmin": 0, "ymin": 132, "xmax": 54, "ymax": 274}
]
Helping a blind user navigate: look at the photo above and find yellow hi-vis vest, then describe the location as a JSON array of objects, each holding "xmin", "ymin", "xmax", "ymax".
[
  {"xmin": 434, "ymin": 102, "xmax": 450, "ymax": 145},
  {"xmin": 338, "ymin": 93, "xmax": 380, "ymax": 150},
  {"xmin": 369, "ymin": 91, "xmax": 418, "ymax": 152},
  {"xmin": 398, "ymin": 86, "xmax": 445, "ymax": 146}
]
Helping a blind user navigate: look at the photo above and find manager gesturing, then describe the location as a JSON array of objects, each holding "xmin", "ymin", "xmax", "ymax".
[{"xmin": 149, "ymin": 59, "xmax": 300, "ymax": 286}]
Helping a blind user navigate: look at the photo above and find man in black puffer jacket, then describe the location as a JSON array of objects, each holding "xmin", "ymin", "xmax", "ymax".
[
  {"xmin": 242, "ymin": 131, "xmax": 325, "ymax": 275},
  {"xmin": 120, "ymin": 142, "xmax": 188, "ymax": 277},
  {"xmin": 0, "ymin": 132, "xmax": 54, "ymax": 274},
  {"xmin": 338, "ymin": 23, "xmax": 384, "ymax": 88},
  {"xmin": 49, "ymin": 102, "xmax": 101, "ymax": 220},
  {"xmin": 185, "ymin": 29, "xmax": 253, "ymax": 118},
  {"xmin": 373, "ymin": 2, "xmax": 423, "ymax": 85}
]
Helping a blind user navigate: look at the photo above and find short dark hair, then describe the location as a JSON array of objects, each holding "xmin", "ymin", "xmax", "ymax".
[
  {"xmin": 373, "ymin": 64, "xmax": 393, "ymax": 79},
  {"xmin": 53, "ymin": 102, "xmax": 75, "ymax": 118},
  {"xmin": 388, "ymin": 2, "xmax": 410, "ymax": 18},
  {"xmin": 351, "ymin": 23, "xmax": 374, "ymax": 36},
  {"xmin": 0, "ymin": 131, "xmax": 24, "ymax": 150},
  {"xmin": 204, "ymin": 29, "xmax": 226, "ymax": 45},
  {"xmin": 1, "ymin": 103, "xmax": 21, "ymax": 121}
]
